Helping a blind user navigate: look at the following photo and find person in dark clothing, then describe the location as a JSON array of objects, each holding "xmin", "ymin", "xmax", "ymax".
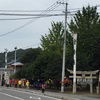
[{"xmin": 1, "ymin": 74, "xmax": 5, "ymax": 86}]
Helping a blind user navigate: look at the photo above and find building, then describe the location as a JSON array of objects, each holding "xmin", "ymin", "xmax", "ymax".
[
  {"xmin": 0, "ymin": 61, "xmax": 24, "ymax": 81},
  {"xmin": 7, "ymin": 61, "xmax": 24, "ymax": 72}
]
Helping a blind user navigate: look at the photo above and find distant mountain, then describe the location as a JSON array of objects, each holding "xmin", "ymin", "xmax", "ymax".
[{"xmin": 0, "ymin": 48, "xmax": 32, "ymax": 68}]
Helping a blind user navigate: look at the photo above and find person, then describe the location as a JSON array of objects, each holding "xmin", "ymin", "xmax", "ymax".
[
  {"xmin": 26, "ymin": 80, "xmax": 29, "ymax": 89},
  {"xmin": 14, "ymin": 79, "xmax": 18, "ymax": 88},
  {"xmin": 23, "ymin": 79, "xmax": 27, "ymax": 88},
  {"xmin": 1, "ymin": 74, "xmax": 5, "ymax": 86},
  {"xmin": 18, "ymin": 79, "xmax": 22, "ymax": 88},
  {"xmin": 6, "ymin": 78, "xmax": 9, "ymax": 87},
  {"xmin": 41, "ymin": 83, "xmax": 46, "ymax": 93},
  {"xmin": 9, "ymin": 79, "xmax": 12, "ymax": 87}
]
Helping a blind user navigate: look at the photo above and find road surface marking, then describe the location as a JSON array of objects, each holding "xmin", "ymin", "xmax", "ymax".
[
  {"xmin": 0, "ymin": 92, "xmax": 25, "ymax": 100},
  {"xmin": 2, "ymin": 88, "xmax": 62, "ymax": 100},
  {"xmin": 30, "ymin": 96, "xmax": 41, "ymax": 100}
]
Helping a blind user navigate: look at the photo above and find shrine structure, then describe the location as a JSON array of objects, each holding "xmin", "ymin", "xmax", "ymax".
[{"xmin": 67, "ymin": 69, "xmax": 100, "ymax": 94}]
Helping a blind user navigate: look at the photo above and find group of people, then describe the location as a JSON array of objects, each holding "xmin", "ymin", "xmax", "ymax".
[
  {"xmin": 32, "ymin": 79, "xmax": 46, "ymax": 93},
  {"xmin": 10, "ymin": 79, "xmax": 30, "ymax": 89},
  {"xmin": 2, "ymin": 79, "xmax": 30, "ymax": 89},
  {"xmin": 1, "ymin": 78, "xmax": 46, "ymax": 93}
]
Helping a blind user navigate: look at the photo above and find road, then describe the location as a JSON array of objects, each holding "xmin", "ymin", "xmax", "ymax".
[
  {"xmin": 0, "ymin": 87, "xmax": 61, "ymax": 100},
  {"xmin": 0, "ymin": 87, "xmax": 100, "ymax": 100}
]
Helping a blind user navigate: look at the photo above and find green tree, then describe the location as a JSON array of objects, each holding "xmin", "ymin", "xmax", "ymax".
[
  {"xmin": 16, "ymin": 63, "xmax": 35, "ymax": 79},
  {"xmin": 16, "ymin": 48, "xmax": 41, "ymax": 79},
  {"xmin": 21, "ymin": 48, "xmax": 41, "ymax": 64},
  {"xmin": 69, "ymin": 6, "xmax": 100, "ymax": 70},
  {"xmin": 40, "ymin": 21, "xmax": 64, "ymax": 57},
  {"xmin": 34, "ymin": 21, "xmax": 73, "ymax": 80}
]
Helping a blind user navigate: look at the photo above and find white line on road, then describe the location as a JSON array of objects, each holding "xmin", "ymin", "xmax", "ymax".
[
  {"xmin": 30, "ymin": 96, "xmax": 41, "ymax": 100},
  {"xmin": 0, "ymin": 92, "xmax": 25, "ymax": 100},
  {"xmin": 2, "ymin": 88, "xmax": 62, "ymax": 100}
]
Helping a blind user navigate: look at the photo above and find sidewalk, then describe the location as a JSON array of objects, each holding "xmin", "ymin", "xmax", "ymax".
[
  {"xmin": 13, "ymin": 87, "xmax": 100, "ymax": 100},
  {"xmin": 1, "ymin": 86, "xmax": 100, "ymax": 100}
]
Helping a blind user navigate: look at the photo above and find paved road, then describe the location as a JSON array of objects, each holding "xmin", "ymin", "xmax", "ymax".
[
  {"xmin": 0, "ymin": 87, "xmax": 61, "ymax": 100},
  {"xmin": 0, "ymin": 87, "xmax": 100, "ymax": 100}
]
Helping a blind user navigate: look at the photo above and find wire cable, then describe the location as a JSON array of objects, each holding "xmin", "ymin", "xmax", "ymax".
[
  {"xmin": 0, "ymin": 0, "xmax": 61, "ymax": 37},
  {"xmin": 0, "ymin": 14, "xmax": 64, "ymax": 20},
  {"xmin": 0, "ymin": 13, "xmax": 64, "ymax": 16},
  {"xmin": 0, "ymin": 9, "xmax": 64, "ymax": 12},
  {"xmin": 0, "ymin": 0, "xmax": 99, "ymax": 37}
]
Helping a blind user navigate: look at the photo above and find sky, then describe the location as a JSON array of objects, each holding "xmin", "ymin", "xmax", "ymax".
[{"xmin": 0, "ymin": 0, "xmax": 100, "ymax": 53}]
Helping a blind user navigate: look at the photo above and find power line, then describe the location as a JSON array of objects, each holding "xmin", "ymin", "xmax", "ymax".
[
  {"xmin": 0, "ymin": 1, "xmax": 99, "ymax": 37},
  {"xmin": 0, "ymin": 4, "xmax": 99, "ymax": 14},
  {"xmin": 0, "ymin": 13, "xmax": 64, "ymax": 17},
  {"xmin": 0, "ymin": 14, "xmax": 64, "ymax": 20},
  {"xmin": 0, "ymin": 4, "xmax": 99, "ymax": 12},
  {"xmin": 0, "ymin": 0, "xmax": 61, "ymax": 37},
  {"xmin": 0, "ymin": 4, "xmax": 99, "ymax": 17},
  {"xmin": 0, "ymin": 9, "xmax": 64, "ymax": 12},
  {"xmin": 1, "ymin": 10, "xmax": 100, "ymax": 21}
]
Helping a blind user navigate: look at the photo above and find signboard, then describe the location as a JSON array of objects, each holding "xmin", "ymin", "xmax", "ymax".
[{"xmin": 77, "ymin": 78, "xmax": 91, "ymax": 85}]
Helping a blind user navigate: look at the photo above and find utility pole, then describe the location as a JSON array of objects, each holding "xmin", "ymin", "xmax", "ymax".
[
  {"xmin": 14, "ymin": 47, "xmax": 17, "ymax": 73},
  {"xmin": 5, "ymin": 48, "xmax": 8, "ymax": 82},
  {"xmin": 57, "ymin": 1, "xmax": 68, "ymax": 92}
]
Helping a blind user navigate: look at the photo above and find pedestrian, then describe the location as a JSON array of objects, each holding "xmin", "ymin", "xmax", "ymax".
[
  {"xmin": 1, "ymin": 74, "xmax": 5, "ymax": 86},
  {"xmin": 5, "ymin": 74, "xmax": 10, "ymax": 87},
  {"xmin": 41, "ymin": 83, "xmax": 46, "ymax": 93},
  {"xmin": 18, "ymin": 79, "xmax": 22, "ymax": 88},
  {"xmin": 9, "ymin": 79, "xmax": 12, "ymax": 87},
  {"xmin": 1, "ymin": 79, "xmax": 4, "ymax": 87},
  {"xmin": 26, "ymin": 80, "xmax": 29, "ymax": 89},
  {"xmin": 6, "ymin": 78, "xmax": 9, "ymax": 87},
  {"xmin": 14, "ymin": 79, "xmax": 18, "ymax": 88},
  {"xmin": 23, "ymin": 79, "xmax": 27, "ymax": 88}
]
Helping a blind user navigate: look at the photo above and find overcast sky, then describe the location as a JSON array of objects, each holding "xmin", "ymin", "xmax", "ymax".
[{"xmin": 0, "ymin": 0, "xmax": 100, "ymax": 53}]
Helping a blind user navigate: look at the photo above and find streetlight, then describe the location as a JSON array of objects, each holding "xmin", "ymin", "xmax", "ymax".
[{"xmin": 14, "ymin": 47, "xmax": 17, "ymax": 73}]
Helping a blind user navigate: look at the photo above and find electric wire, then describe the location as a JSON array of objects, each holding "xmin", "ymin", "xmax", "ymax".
[
  {"xmin": 0, "ymin": 4, "xmax": 99, "ymax": 20},
  {"xmin": 0, "ymin": 14, "xmax": 64, "ymax": 20},
  {"xmin": 0, "ymin": 13, "xmax": 64, "ymax": 16},
  {"xmin": 0, "ymin": 1, "xmax": 100, "ymax": 37},
  {"xmin": 0, "ymin": 0, "xmax": 61, "ymax": 37},
  {"xmin": 0, "ymin": 9, "xmax": 64, "ymax": 12},
  {"xmin": 0, "ymin": 4, "xmax": 99, "ymax": 13}
]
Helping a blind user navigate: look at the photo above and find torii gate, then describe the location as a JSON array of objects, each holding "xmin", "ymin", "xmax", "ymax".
[{"xmin": 67, "ymin": 69, "xmax": 100, "ymax": 93}]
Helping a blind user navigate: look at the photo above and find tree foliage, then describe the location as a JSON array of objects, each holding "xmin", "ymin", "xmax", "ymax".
[
  {"xmin": 20, "ymin": 48, "xmax": 41, "ymax": 64},
  {"xmin": 34, "ymin": 21, "xmax": 73, "ymax": 80},
  {"xmin": 16, "ymin": 48, "xmax": 42, "ymax": 79},
  {"xmin": 69, "ymin": 6, "xmax": 100, "ymax": 70},
  {"xmin": 40, "ymin": 21, "xmax": 64, "ymax": 57},
  {"xmin": 4, "ymin": 5, "xmax": 100, "ymax": 81}
]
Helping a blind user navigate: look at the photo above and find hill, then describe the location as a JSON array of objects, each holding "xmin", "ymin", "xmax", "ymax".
[{"xmin": 0, "ymin": 48, "xmax": 32, "ymax": 67}]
